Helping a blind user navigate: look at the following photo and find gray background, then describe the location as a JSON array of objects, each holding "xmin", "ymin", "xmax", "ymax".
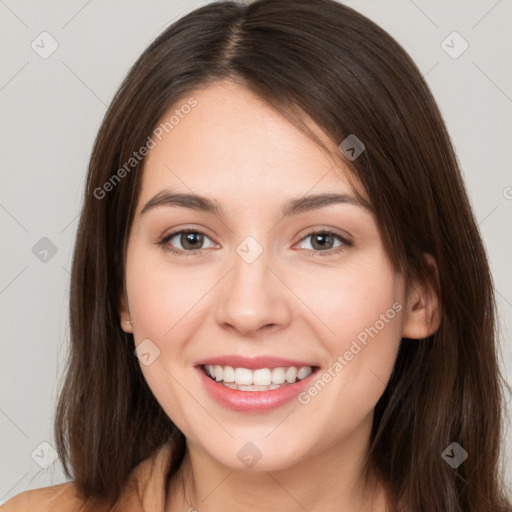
[{"xmin": 1, "ymin": 0, "xmax": 511, "ymax": 503}]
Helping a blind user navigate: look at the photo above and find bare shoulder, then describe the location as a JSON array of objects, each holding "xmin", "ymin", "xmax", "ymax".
[{"xmin": 0, "ymin": 482, "xmax": 86, "ymax": 512}]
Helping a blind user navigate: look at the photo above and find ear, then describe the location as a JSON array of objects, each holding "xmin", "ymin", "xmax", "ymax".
[
  {"xmin": 119, "ymin": 288, "xmax": 134, "ymax": 334},
  {"xmin": 401, "ymin": 254, "xmax": 441, "ymax": 339}
]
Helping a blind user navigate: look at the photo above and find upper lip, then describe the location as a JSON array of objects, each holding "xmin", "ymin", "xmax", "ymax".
[{"xmin": 195, "ymin": 355, "xmax": 318, "ymax": 370}]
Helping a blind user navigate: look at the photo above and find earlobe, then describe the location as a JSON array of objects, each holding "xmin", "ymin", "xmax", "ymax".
[
  {"xmin": 122, "ymin": 318, "xmax": 134, "ymax": 333},
  {"xmin": 401, "ymin": 255, "xmax": 441, "ymax": 340},
  {"xmin": 119, "ymin": 290, "xmax": 134, "ymax": 333}
]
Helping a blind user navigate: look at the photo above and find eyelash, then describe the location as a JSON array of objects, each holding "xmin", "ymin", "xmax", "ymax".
[{"xmin": 156, "ymin": 229, "xmax": 353, "ymax": 258}]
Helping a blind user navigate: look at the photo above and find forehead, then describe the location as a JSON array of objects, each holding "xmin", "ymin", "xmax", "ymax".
[{"xmin": 138, "ymin": 81, "xmax": 363, "ymax": 208}]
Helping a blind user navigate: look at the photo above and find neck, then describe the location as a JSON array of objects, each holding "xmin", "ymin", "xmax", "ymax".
[{"xmin": 166, "ymin": 413, "xmax": 388, "ymax": 512}]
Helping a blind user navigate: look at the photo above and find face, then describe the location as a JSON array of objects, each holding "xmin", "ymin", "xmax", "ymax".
[{"xmin": 120, "ymin": 81, "xmax": 418, "ymax": 472}]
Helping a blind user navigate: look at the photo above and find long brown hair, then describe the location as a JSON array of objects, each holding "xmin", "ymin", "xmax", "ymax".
[{"xmin": 54, "ymin": 0, "xmax": 512, "ymax": 510}]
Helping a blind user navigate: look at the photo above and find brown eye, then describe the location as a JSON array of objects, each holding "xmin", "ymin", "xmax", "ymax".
[
  {"xmin": 179, "ymin": 231, "xmax": 205, "ymax": 250},
  {"xmin": 309, "ymin": 232, "xmax": 336, "ymax": 251},
  {"xmin": 157, "ymin": 229, "xmax": 216, "ymax": 256},
  {"xmin": 296, "ymin": 230, "xmax": 352, "ymax": 257}
]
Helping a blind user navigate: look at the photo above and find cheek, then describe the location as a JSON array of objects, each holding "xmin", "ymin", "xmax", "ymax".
[
  {"xmin": 125, "ymin": 247, "xmax": 202, "ymax": 419},
  {"xmin": 295, "ymin": 249, "xmax": 403, "ymax": 348},
  {"xmin": 126, "ymin": 246, "xmax": 205, "ymax": 342},
  {"xmin": 294, "ymin": 249, "xmax": 404, "ymax": 417},
  {"xmin": 325, "ymin": 271, "xmax": 402, "ymax": 352}
]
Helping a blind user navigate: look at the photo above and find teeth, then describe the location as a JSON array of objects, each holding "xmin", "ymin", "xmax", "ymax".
[
  {"xmin": 235, "ymin": 367, "xmax": 253, "ymax": 385},
  {"xmin": 297, "ymin": 366, "xmax": 312, "ymax": 380},
  {"xmin": 222, "ymin": 366, "xmax": 235, "ymax": 382},
  {"xmin": 285, "ymin": 367, "xmax": 297, "ymax": 383},
  {"xmin": 253, "ymin": 368, "xmax": 272, "ymax": 385},
  {"xmin": 222, "ymin": 382, "xmax": 283, "ymax": 391},
  {"xmin": 272, "ymin": 367, "xmax": 286, "ymax": 384},
  {"xmin": 205, "ymin": 364, "xmax": 313, "ymax": 386}
]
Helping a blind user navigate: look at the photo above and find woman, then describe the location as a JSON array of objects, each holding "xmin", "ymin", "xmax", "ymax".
[{"xmin": 3, "ymin": 0, "xmax": 511, "ymax": 511}]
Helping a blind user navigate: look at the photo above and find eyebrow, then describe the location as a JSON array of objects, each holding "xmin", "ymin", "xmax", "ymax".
[{"xmin": 140, "ymin": 189, "xmax": 371, "ymax": 217}]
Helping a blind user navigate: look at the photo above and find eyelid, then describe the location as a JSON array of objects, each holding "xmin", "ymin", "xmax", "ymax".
[
  {"xmin": 158, "ymin": 224, "xmax": 216, "ymax": 243},
  {"xmin": 293, "ymin": 224, "xmax": 354, "ymax": 243}
]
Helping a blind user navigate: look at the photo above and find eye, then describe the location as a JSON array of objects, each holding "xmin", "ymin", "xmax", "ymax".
[
  {"xmin": 157, "ymin": 230, "xmax": 216, "ymax": 256},
  {"xmin": 295, "ymin": 230, "xmax": 352, "ymax": 257},
  {"xmin": 156, "ymin": 228, "xmax": 352, "ymax": 258}
]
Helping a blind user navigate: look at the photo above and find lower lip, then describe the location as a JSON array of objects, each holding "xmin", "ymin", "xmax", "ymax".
[{"xmin": 195, "ymin": 366, "xmax": 319, "ymax": 412}]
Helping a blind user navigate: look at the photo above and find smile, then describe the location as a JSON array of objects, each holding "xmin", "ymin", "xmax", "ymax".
[
  {"xmin": 203, "ymin": 364, "xmax": 314, "ymax": 391},
  {"xmin": 195, "ymin": 361, "xmax": 320, "ymax": 412}
]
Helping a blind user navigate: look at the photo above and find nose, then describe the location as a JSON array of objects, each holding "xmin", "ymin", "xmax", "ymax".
[{"xmin": 214, "ymin": 246, "xmax": 292, "ymax": 337}]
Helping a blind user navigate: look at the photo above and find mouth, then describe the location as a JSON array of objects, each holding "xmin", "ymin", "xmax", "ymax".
[
  {"xmin": 200, "ymin": 364, "xmax": 320, "ymax": 392},
  {"xmin": 194, "ymin": 355, "xmax": 321, "ymax": 411}
]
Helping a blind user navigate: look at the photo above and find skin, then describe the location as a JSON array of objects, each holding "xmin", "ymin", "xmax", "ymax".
[{"xmin": 120, "ymin": 80, "xmax": 439, "ymax": 512}]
